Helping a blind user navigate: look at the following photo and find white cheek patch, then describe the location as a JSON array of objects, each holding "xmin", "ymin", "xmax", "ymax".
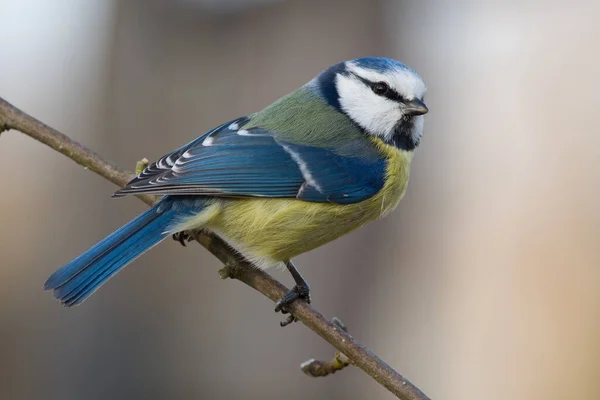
[{"xmin": 336, "ymin": 74, "xmax": 402, "ymax": 139}]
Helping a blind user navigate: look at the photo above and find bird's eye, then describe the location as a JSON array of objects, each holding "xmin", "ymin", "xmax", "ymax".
[{"xmin": 371, "ymin": 82, "xmax": 389, "ymax": 96}]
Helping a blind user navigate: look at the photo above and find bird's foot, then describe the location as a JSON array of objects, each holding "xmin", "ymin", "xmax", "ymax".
[
  {"xmin": 172, "ymin": 231, "xmax": 194, "ymax": 247},
  {"xmin": 274, "ymin": 284, "xmax": 311, "ymax": 327}
]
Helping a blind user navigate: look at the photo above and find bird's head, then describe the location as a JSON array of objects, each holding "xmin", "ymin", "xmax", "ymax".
[{"xmin": 312, "ymin": 57, "xmax": 428, "ymax": 151}]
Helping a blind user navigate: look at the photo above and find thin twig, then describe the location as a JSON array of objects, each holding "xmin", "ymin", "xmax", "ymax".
[
  {"xmin": 301, "ymin": 317, "xmax": 351, "ymax": 377},
  {"xmin": 0, "ymin": 96, "xmax": 431, "ymax": 400}
]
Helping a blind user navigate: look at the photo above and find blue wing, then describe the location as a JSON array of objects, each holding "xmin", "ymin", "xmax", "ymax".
[{"xmin": 114, "ymin": 116, "xmax": 386, "ymax": 204}]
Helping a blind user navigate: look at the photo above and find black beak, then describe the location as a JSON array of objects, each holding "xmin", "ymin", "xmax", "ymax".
[{"xmin": 404, "ymin": 99, "xmax": 429, "ymax": 116}]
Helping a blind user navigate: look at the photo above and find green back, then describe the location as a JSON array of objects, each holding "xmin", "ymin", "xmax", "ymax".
[{"xmin": 243, "ymin": 86, "xmax": 377, "ymax": 159}]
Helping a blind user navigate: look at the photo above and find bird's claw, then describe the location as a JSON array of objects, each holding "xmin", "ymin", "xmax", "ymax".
[
  {"xmin": 279, "ymin": 314, "xmax": 296, "ymax": 327},
  {"xmin": 172, "ymin": 231, "xmax": 193, "ymax": 247},
  {"xmin": 275, "ymin": 284, "xmax": 311, "ymax": 327}
]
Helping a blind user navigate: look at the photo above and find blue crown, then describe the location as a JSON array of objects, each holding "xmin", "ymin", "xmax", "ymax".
[{"xmin": 352, "ymin": 57, "xmax": 414, "ymax": 74}]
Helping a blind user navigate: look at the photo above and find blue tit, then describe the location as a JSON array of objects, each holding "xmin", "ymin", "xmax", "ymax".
[{"xmin": 44, "ymin": 57, "xmax": 428, "ymax": 325}]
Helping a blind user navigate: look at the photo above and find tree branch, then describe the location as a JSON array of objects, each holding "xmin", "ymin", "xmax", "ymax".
[{"xmin": 0, "ymin": 96, "xmax": 431, "ymax": 400}]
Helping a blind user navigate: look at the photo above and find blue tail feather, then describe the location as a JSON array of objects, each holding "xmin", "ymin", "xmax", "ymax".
[{"xmin": 44, "ymin": 197, "xmax": 203, "ymax": 306}]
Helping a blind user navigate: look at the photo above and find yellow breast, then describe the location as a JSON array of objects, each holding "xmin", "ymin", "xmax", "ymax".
[{"xmin": 205, "ymin": 139, "xmax": 413, "ymax": 268}]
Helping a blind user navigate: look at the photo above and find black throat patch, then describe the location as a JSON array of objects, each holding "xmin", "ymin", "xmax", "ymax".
[{"xmin": 389, "ymin": 116, "xmax": 419, "ymax": 151}]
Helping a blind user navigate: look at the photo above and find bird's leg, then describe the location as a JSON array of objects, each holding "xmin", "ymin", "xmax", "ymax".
[
  {"xmin": 172, "ymin": 231, "xmax": 194, "ymax": 247},
  {"xmin": 274, "ymin": 260, "xmax": 311, "ymax": 327}
]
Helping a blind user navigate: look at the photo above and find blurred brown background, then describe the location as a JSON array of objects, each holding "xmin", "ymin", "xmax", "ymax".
[{"xmin": 1, "ymin": 1, "xmax": 600, "ymax": 399}]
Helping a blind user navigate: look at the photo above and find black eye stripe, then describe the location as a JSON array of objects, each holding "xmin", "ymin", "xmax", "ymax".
[
  {"xmin": 382, "ymin": 87, "xmax": 404, "ymax": 102},
  {"xmin": 351, "ymin": 73, "xmax": 406, "ymax": 103}
]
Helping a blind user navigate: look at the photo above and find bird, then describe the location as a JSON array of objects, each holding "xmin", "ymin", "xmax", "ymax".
[{"xmin": 44, "ymin": 57, "xmax": 428, "ymax": 326}]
